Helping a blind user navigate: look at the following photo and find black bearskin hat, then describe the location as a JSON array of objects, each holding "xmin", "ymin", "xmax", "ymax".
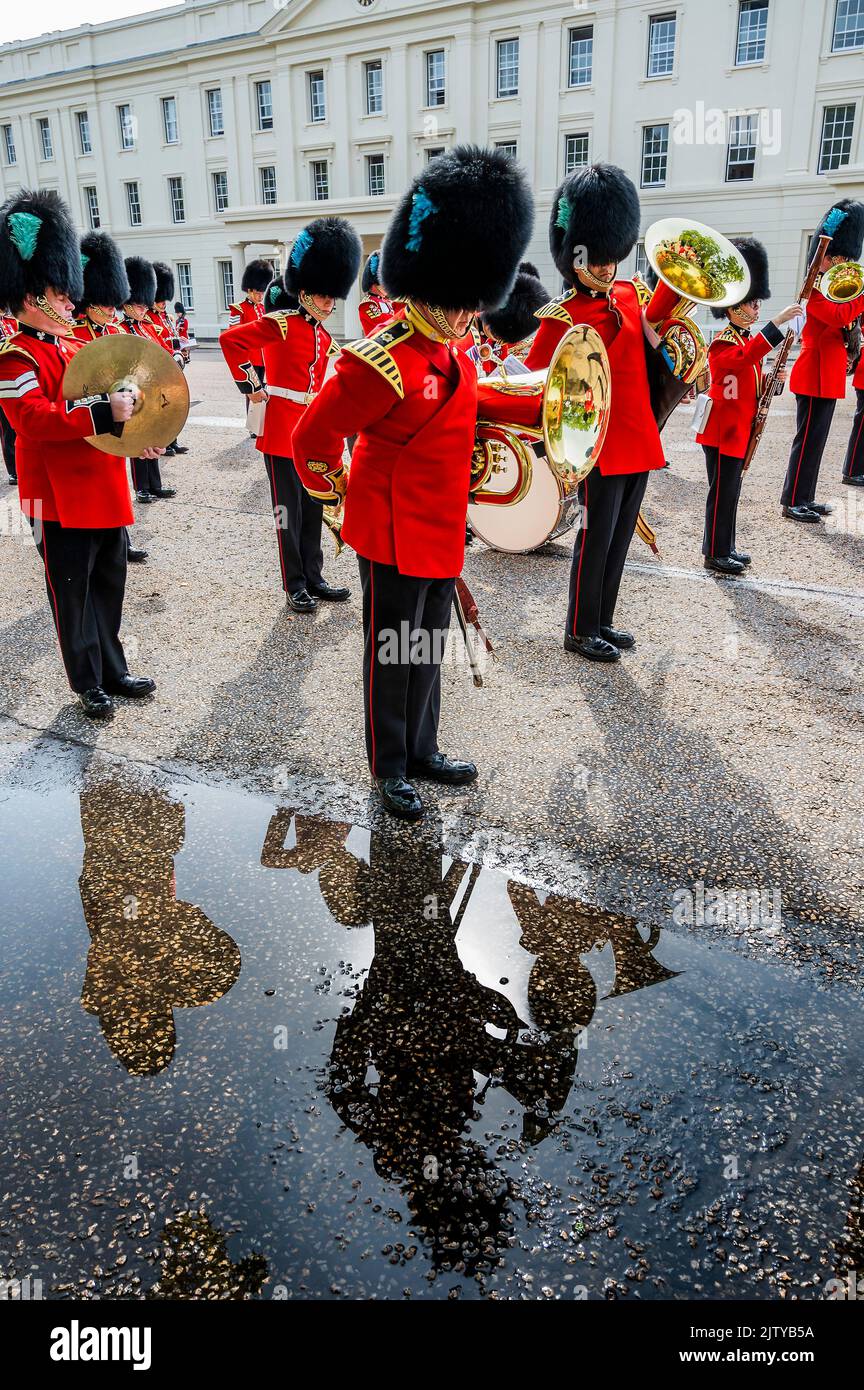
[
  {"xmin": 262, "ymin": 275, "xmax": 296, "ymax": 313},
  {"xmin": 361, "ymin": 250, "xmax": 383, "ymax": 294},
  {"xmin": 78, "ymin": 232, "xmax": 130, "ymax": 311},
  {"xmin": 518, "ymin": 260, "xmax": 540, "ymax": 279},
  {"xmin": 241, "ymin": 258, "xmax": 274, "ymax": 293},
  {"xmin": 173, "ymin": 301, "xmax": 185, "ymax": 314},
  {"xmin": 0, "ymin": 188, "xmax": 83, "ymax": 312},
  {"xmin": 809, "ymin": 199, "xmax": 864, "ymax": 264},
  {"xmin": 380, "ymin": 145, "xmax": 534, "ymax": 312},
  {"xmin": 152, "ymin": 261, "xmax": 174, "ymax": 303},
  {"xmin": 285, "ymin": 218, "xmax": 361, "ymax": 299},
  {"xmin": 482, "ymin": 263, "xmax": 549, "ymax": 344},
  {"xmin": 549, "ymin": 163, "xmax": 641, "ymax": 283},
  {"xmin": 711, "ymin": 237, "xmax": 770, "ymax": 319},
  {"xmin": 124, "ymin": 256, "xmax": 157, "ymax": 308}
]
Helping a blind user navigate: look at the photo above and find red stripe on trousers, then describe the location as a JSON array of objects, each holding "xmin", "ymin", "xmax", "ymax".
[
  {"xmin": 265, "ymin": 458, "xmax": 288, "ymax": 592},
  {"xmin": 790, "ymin": 399, "xmax": 814, "ymax": 505},
  {"xmin": 571, "ymin": 490, "xmax": 588, "ymax": 636},
  {"xmin": 846, "ymin": 409, "xmax": 864, "ymax": 478},
  {"xmin": 710, "ymin": 455, "xmax": 722, "ymax": 556},
  {"xmin": 368, "ymin": 562, "xmax": 377, "ymax": 776},
  {"xmin": 40, "ymin": 526, "xmax": 73, "ymax": 685}
]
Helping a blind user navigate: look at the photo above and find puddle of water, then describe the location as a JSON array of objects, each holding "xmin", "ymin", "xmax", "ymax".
[{"xmin": 0, "ymin": 740, "xmax": 861, "ymax": 1301}]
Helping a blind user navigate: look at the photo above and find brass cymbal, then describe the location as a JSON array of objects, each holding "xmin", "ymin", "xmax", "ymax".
[{"xmin": 62, "ymin": 334, "xmax": 189, "ymax": 457}]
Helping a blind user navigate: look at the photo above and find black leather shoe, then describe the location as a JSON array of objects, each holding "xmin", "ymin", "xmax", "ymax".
[
  {"xmin": 151, "ymin": 487, "xmax": 177, "ymax": 499},
  {"xmin": 104, "ymin": 674, "xmax": 156, "ymax": 698},
  {"xmin": 782, "ymin": 505, "xmax": 820, "ymax": 522},
  {"xmin": 564, "ymin": 634, "xmax": 620, "ymax": 662},
  {"xmin": 808, "ymin": 501, "xmax": 833, "ymax": 516},
  {"xmin": 730, "ymin": 550, "xmax": 751, "ymax": 566},
  {"xmin": 127, "ymin": 546, "xmax": 148, "ymax": 564},
  {"xmin": 307, "ymin": 580, "xmax": 350, "ymax": 602},
  {"xmin": 171, "ymin": 445, "xmax": 189, "ymax": 455},
  {"xmin": 135, "ymin": 491, "xmax": 156, "ymax": 504},
  {"xmin": 599, "ymin": 625, "xmax": 635, "ymax": 649},
  {"xmin": 287, "ymin": 588, "xmax": 317, "ymax": 613},
  {"xmin": 377, "ymin": 776, "xmax": 424, "ymax": 821},
  {"xmin": 79, "ymin": 687, "xmax": 114, "ymax": 718},
  {"xmin": 163, "ymin": 446, "xmax": 177, "ymax": 457},
  {"xmin": 704, "ymin": 555, "xmax": 744, "ymax": 576},
  {"xmin": 408, "ymin": 753, "xmax": 478, "ymax": 785},
  {"xmin": 841, "ymin": 474, "xmax": 864, "ymax": 487},
  {"xmin": 7, "ymin": 474, "xmax": 16, "ymax": 485}
]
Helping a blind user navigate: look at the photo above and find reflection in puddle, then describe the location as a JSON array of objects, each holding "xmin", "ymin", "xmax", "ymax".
[{"xmin": 0, "ymin": 745, "xmax": 862, "ymax": 1300}]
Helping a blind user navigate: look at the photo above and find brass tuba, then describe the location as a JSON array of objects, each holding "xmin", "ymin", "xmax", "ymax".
[{"xmin": 819, "ymin": 260, "xmax": 864, "ymax": 304}]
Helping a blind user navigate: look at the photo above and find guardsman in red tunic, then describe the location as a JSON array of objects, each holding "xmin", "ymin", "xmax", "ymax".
[
  {"xmin": 120, "ymin": 257, "xmax": 177, "ymax": 505},
  {"xmin": 525, "ymin": 164, "xmax": 665, "ymax": 662},
  {"xmin": 471, "ymin": 261, "xmax": 547, "ymax": 376},
  {"xmin": 292, "ymin": 146, "xmax": 535, "ymax": 821},
  {"xmin": 220, "ymin": 219, "xmax": 360, "ymax": 611},
  {"xmin": 780, "ymin": 199, "xmax": 864, "ymax": 521},
  {"xmin": 358, "ymin": 251, "xmax": 399, "ymax": 336},
  {"xmin": 0, "ymin": 188, "xmax": 156, "ymax": 718},
  {"xmin": 150, "ymin": 262, "xmax": 188, "ymax": 459},
  {"xmin": 71, "ymin": 231, "xmax": 149, "ymax": 566},
  {"xmin": 228, "ymin": 259, "xmax": 272, "ymax": 432},
  {"xmin": 696, "ymin": 239, "xmax": 802, "ymax": 575},
  {"xmin": 1, "ymin": 308, "xmax": 19, "ymax": 483},
  {"xmin": 842, "ymin": 332, "xmax": 864, "ymax": 486}
]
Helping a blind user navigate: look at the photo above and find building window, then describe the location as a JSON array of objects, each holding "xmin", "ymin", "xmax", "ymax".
[
  {"xmin": 364, "ymin": 59, "xmax": 383, "ymax": 115},
  {"xmin": 255, "ymin": 79, "xmax": 273, "ymax": 131},
  {"xmin": 2, "ymin": 125, "xmax": 16, "ymax": 165},
  {"xmin": 647, "ymin": 13, "xmax": 677, "ymax": 77},
  {"xmin": 641, "ymin": 123, "xmax": 669, "ymax": 185},
  {"xmin": 818, "ymin": 103, "xmax": 856, "ymax": 171},
  {"xmin": 832, "ymin": 0, "xmax": 864, "ymax": 50},
  {"xmin": 125, "ymin": 180, "xmax": 142, "ymax": 227},
  {"xmin": 725, "ymin": 112, "xmax": 758, "ymax": 180},
  {"xmin": 76, "ymin": 110, "xmax": 92, "ymax": 155},
  {"xmin": 83, "ymin": 186, "xmax": 100, "ymax": 230},
  {"xmin": 425, "ymin": 49, "xmax": 446, "ymax": 107},
  {"xmin": 311, "ymin": 159, "xmax": 329, "ymax": 200},
  {"xmin": 212, "ymin": 170, "xmax": 229, "ymax": 213},
  {"xmin": 425, "ymin": 145, "xmax": 445, "ymax": 162},
  {"xmin": 161, "ymin": 96, "xmax": 179, "ymax": 144},
  {"xmin": 118, "ymin": 103, "xmax": 135, "ymax": 149},
  {"xmin": 366, "ymin": 153, "xmax": 385, "ymax": 196},
  {"xmin": 568, "ymin": 26, "xmax": 593, "ymax": 87},
  {"xmin": 168, "ymin": 175, "xmax": 185, "ymax": 223},
  {"xmin": 259, "ymin": 165, "xmax": 277, "ymax": 205},
  {"xmin": 495, "ymin": 141, "xmax": 518, "ymax": 159},
  {"xmin": 564, "ymin": 132, "xmax": 590, "ymax": 175},
  {"xmin": 634, "ymin": 242, "xmax": 649, "ymax": 280},
  {"xmin": 308, "ymin": 70, "xmax": 326, "ymax": 123},
  {"xmin": 177, "ymin": 262, "xmax": 194, "ymax": 310},
  {"xmin": 37, "ymin": 117, "xmax": 53, "ymax": 160},
  {"xmin": 496, "ymin": 38, "xmax": 519, "ymax": 98},
  {"xmin": 218, "ymin": 259, "xmax": 235, "ymax": 312},
  {"xmin": 207, "ymin": 88, "xmax": 224, "ymax": 137},
  {"xmin": 736, "ymin": 1, "xmax": 768, "ymax": 64}
]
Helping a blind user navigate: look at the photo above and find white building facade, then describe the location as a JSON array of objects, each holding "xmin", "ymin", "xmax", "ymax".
[{"xmin": 0, "ymin": 0, "xmax": 862, "ymax": 337}]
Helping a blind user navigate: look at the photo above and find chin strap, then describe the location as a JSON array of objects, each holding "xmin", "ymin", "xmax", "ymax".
[
  {"xmin": 35, "ymin": 294, "xmax": 73, "ymax": 329},
  {"xmin": 575, "ymin": 265, "xmax": 616, "ymax": 295},
  {"xmin": 299, "ymin": 290, "xmax": 332, "ymax": 322}
]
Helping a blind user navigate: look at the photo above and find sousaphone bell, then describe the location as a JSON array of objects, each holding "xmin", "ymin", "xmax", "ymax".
[{"xmin": 62, "ymin": 335, "xmax": 190, "ymax": 457}]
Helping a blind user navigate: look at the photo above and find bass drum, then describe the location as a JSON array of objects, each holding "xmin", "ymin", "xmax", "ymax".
[{"xmin": 467, "ymin": 431, "xmax": 581, "ymax": 553}]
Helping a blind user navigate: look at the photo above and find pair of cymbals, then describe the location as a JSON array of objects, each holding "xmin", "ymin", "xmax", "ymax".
[{"xmin": 62, "ymin": 335, "xmax": 189, "ymax": 457}]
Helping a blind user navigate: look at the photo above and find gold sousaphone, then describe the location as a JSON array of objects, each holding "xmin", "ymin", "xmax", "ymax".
[{"xmin": 62, "ymin": 334, "xmax": 190, "ymax": 457}]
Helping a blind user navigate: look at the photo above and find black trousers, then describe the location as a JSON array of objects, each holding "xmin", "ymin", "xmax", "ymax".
[
  {"xmin": 781, "ymin": 395, "xmax": 836, "ymax": 506},
  {"xmin": 566, "ymin": 468, "xmax": 649, "ymax": 639},
  {"xmin": 702, "ymin": 446, "xmax": 745, "ymax": 557},
  {"xmin": 843, "ymin": 388, "xmax": 864, "ymax": 480},
  {"xmin": 263, "ymin": 454, "xmax": 324, "ymax": 595},
  {"xmin": 129, "ymin": 456, "xmax": 163, "ymax": 496},
  {"xmin": 33, "ymin": 520, "xmax": 128, "ymax": 693},
  {"xmin": 359, "ymin": 556, "xmax": 455, "ymax": 779},
  {"xmin": 0, "ymin": 404, "xmax": 16, "ymax": 480}
]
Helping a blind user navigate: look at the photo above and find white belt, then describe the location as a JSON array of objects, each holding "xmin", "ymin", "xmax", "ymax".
[{"xmin": 266, "ymin": 385, "xmax": 315, "ymax": 405}]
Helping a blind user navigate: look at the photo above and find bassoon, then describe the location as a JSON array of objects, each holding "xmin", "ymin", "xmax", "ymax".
[{"xmin": 742, "ymin": 233, "xmax": 831, "ymax": 471}]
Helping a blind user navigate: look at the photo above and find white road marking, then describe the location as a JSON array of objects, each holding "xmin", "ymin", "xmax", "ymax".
[
  {"xmin": 626, "ymin": 559, "xmax": 864, "ymax": 607},
  {"xmin": 187, "ymin": 415, "xmax": 247, "ymax": 428}
]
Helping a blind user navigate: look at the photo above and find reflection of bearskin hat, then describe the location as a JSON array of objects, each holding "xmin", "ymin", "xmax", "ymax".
[
  {"xmin": 153, "ymin": 261, "xmax": 174, "ymax": 303},
  {"xmin": 381, "ymin": 145, "xmax": 534, "ymax": 312},
  {"xmin": 241, "ymin": 257, "xmax": 274, "ymax": 293},
  {"xmin": 549, "ymin": 163, "xmax": 641, "ymax": 283},
  {"xmin": 124, "ymin": 256, "xmax": 156, "ymax": 308},
  {"xmin": 712, "ymin": 237, "xmax": 770, "ymax": 319},
  {"xmin": 482, "ymin": 263, "xmax": 549, "ymax": 343},
  {"xmin": 262, "ymin": 275, "xmax": 296, "ymax": 313},
  {"xmin": 77, "ymin": 232, "xmax": 130, "ymax": 311},
  {"xmin": 809, "ymin": 198, "xmax": 864, "ymax": 264},
  {"xmin": 285, "ymin": 217, "xmax": 361, "ymax": 299},
  {"xmin": 0, "ymin": 188, "xmax": 83, "ymax": 311},
  {"xmin": 361, "ymin": 250, "xmax": 383, "ymax": 294}
]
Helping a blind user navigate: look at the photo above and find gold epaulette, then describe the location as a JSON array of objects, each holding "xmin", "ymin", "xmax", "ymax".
[
  {"xmin": 265, "ymin": 310, "xmax": 298, "ymax": 340},
  {"xmin": 716, "ymin": 326, "xmax": 743, "ymax": 346},
  {"xmin": 0, "ymin": 337, "xmax": 37, "ymax": 366},
  {"xmin": 342, "ymin": 318, "xmax": 414, "ymax": 399},
  {"xmin": 535, "ymin": 289, "xmax": 577, "ymax": 324},
  {"xmin": 326, "ymin": 340, "xmax": 341, "ymax": 359}
]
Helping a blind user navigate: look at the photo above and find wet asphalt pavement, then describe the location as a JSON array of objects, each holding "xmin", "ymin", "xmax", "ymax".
[{"xmin": 0, "ymin": 352, "xmax": 863, "ymax": 1300}]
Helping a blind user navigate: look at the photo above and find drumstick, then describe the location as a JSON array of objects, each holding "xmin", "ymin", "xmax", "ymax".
[{"xmin": 454, "ymin": 585, "xmax": 484, "ymax": 688}]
